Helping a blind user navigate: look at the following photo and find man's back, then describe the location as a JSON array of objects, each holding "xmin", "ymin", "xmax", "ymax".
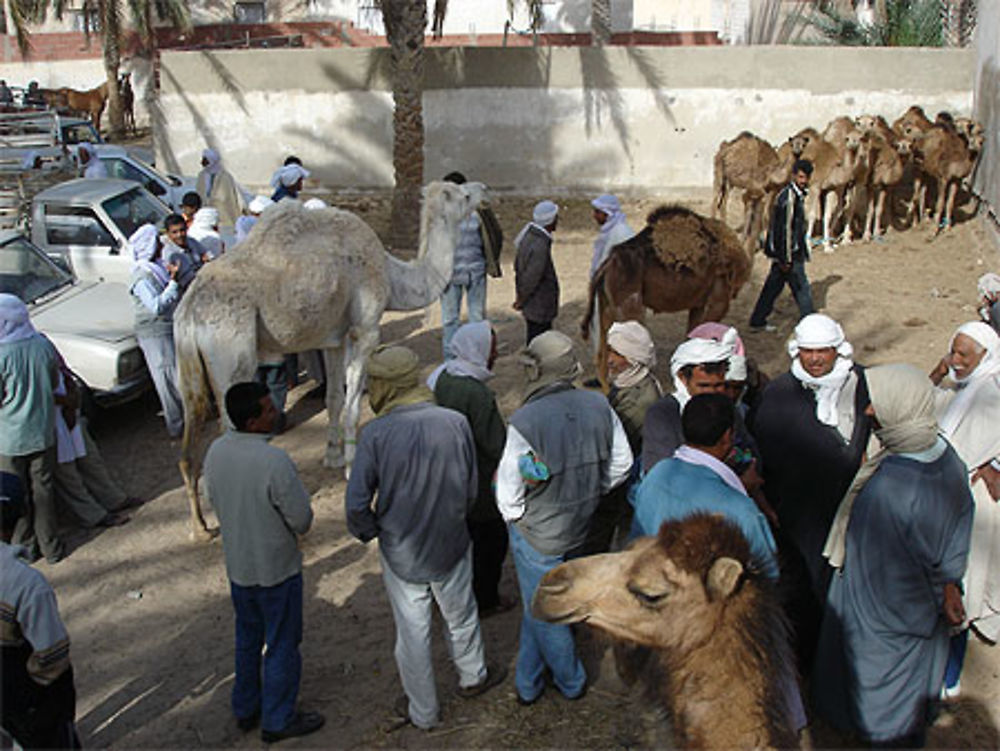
[
  {"xmin": 204, "ymin": 431, "xmax": 312, "ymax": 588},
  {"xmin": 346, "ymin": 403, "xmax": 477, "ymax": 582},
  {"xmin": 634, "ymin": 458, "xmax": 779, "ymax": 579},
  {"xmin": 0, "ymin": 335, "xmax": 56, "ymax": 457}
]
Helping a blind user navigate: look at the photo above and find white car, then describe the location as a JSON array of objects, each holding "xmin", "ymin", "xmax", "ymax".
[
  {"xmin": 0, "ymin": 229, "xmax": 149, "ymax": 407},
  {"xmin": 95, "ymin": 145, "xmax": 196, "ymax": 211}
]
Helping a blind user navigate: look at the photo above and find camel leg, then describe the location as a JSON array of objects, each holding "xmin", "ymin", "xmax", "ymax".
[
  {"xmin": 596, "ymin": 289, "xmax": 614, "ymax": 391},
  {"xmin": 321, "ymin": 344, "xmax": 347, "ymax": 470},
  {"xmin": 340, "ymin": 327, "xmax": 381, "ymax": 478},
  {"xmin": 822, "ymin": 191, "xmax": 838, "ymax": 253},
  {"xmin": 696, "ymin": 276, "xmax": 733, "ymax": 326},
  {"xmin": 942, "ymin": 180, "xmax": 959, "ymax": 231},
  {"xmin": 862, "ymin": 189, "xmax": 876, "ymax": 242},
  {"xmin": 933, "ymin": 180, "xmax": 949, "ymax": 233}
]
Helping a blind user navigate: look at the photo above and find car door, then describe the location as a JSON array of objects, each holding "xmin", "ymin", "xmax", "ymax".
[
  {"xmin": 100, "ymin": 156, "xmax": 171, "ymax": 204},
  {"xmin": 42, "ymin": 204, "xmax": 129, "ymax": 283}
]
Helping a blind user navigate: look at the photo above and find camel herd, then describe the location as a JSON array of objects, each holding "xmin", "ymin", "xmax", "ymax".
[{"xmin": 712, "ymin": 104, "xmax": 985, "ymax": 253}]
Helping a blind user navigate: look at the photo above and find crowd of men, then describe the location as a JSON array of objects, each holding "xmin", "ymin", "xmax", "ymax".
[{"xmin": 2, "ymin": 153, "xmax": 999, "ymax": 748}]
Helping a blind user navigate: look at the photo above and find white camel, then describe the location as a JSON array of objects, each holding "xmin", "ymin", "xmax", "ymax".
[{"xmin": 174, "ymin": 180, "xmax": 486, "ymax": 540}]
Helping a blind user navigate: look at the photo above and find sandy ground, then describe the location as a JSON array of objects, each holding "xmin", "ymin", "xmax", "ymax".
[{"xmin": 37, "ymin": 186, "xmax": 1000, "ymax": 749}]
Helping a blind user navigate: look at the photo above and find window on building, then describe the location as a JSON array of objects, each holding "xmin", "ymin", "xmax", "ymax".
[{"xmin": 234, "ymin": 1, "xmax": 266, "ymax": 23}]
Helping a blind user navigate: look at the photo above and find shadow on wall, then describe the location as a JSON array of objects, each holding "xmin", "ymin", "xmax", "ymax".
[{"xmin": 973, "ymin": 56, "xmax": 998, "ymax": 220}]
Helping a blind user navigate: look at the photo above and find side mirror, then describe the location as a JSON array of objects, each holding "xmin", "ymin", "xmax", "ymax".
[{"xmin": 147, "ymin": 180, "xmax": 166, "ymax": 196}]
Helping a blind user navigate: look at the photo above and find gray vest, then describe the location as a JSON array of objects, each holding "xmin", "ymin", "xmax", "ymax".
[
  {"xmin": 510, "ymin": 384, "xmax": 614, "ymax": 556},
  {"xmin": 129, "ymin": 268, "xmax": 174, "ymax": 338}
]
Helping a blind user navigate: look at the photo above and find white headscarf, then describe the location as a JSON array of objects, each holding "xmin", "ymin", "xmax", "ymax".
[
  {"xmin": 270, "ymin": 164, "xmax": 310, "ymax": 189},
  {"xmin": 188, "ymin": 208, "xmax": 222, "ymax": 259},
  {"xmin": 79, "ymin": 143, "xmax": 107, "ymax": 178},
  {"xmin": 670, "ymin": 328, "xmax": 736, "ymax": 408},
  {"xmin": 590, "ymin": 194, "xmax": 631, "ymax": 277},
  {"xmin": 0, "ymin": 293, "xmax": 37, "ymax": 344},
  {"xmin": 607, "ymin": 320, "xmax": 656, "ymax": 389},
  {"xmin": 128, "ymin": 224, "xmax": 169, "ymax": 286},
  {"xmin": 939, "ymin": 322, "xmax": 1000, "ymax": 440},
  {"xmin": 978, "ymin": 272, "xmax": 1000, "ymax": 301},
  {"xmin": 688, "ymin": 322, "xmax": 748, "ymax": 381},
  {"xmin": 248, "ymin": 195, "xmax": 273, "ymax": 214},
  {"xmin": 514, "ymin": 200, "xmax": 559, "ymax": 248},
  {"xmin": 427, "ymin": 320, "xmax": 494, "ymax": 391},
  {"xmin": 303, "ymin": 198, "xmax": 328, "ymax": 210},
  {"xmin": 201, "ymin": 148, "xmax": 222, "ymax": 175},
  {"xmin": 788, "ymin": 314, "xmax": 855, "ymax": 428}
]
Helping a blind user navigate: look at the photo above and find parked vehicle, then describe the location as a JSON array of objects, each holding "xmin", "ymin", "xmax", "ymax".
[
  {"xmin": 30, "ymin": 178, "xmax": 170, "ymax": 284},
  {"xmin": 96, "ymin": 145, "xmax": 196, "ymax": 212},
  {"xmin": 0, "ymin": 109, "xmax": 154, "ymax": 165},
  {"xmin": 0, "ymin": 229, "xmax": 149, "ymax": 406}
]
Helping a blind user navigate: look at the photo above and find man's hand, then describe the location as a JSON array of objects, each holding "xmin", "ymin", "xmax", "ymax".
[
  {"xmin": 512, "ymin": 300, "xmax": 522, "ymax": 311},
  {"xmin": 942, "ymin": 582, "xmax": 965, "ymax": 627},
  {"xmin": 167, "ymin": 261, "xmax": 180, "ymax": 281},
  {"xmin": 972, "ymin": 462, "xmax": 1000, "ymax": 502},
  {"xmin": 929, "ymin": 356, "xmax": 950, "ymax": 386},
  {"xmin": 778, "ymin": 261, "xmax": 792, "ymax": 273}
]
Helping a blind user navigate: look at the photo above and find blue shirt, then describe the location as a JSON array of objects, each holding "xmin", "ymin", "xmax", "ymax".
[{"xmin": 633, "ymin": 457, "xmax": 780, "ymax": 580}]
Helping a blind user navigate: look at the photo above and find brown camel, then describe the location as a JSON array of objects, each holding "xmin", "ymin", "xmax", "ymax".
[
  {"xmin": 532, "ymin": 514, "xmax": 799, "ymax": 750},
  {"xmin": 581, "ymin": 205, "xmax": 752, "ymax": 383},
  {"xmin": 803, "ymin": 126, "xmax": 866, "ymax": 251},
  {"xmin": 910, "ymin": 124, "xmax": 983, "ymax": 231},
  {"xmin": 711, "ymin": 131, "xmax": 779, "ymax": 241},
  {"xmin": 861, "ymin": 133, "xmax": 912, "ymax": 241},
  {"xmin": 892, "ymin": 105, "xmax": 933, "ymax": 140}
]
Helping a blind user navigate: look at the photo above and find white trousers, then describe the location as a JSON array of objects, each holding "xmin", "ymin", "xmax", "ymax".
[{"xmin": 380, "ymin": 546, "xmax": 487, "ymax": 729}]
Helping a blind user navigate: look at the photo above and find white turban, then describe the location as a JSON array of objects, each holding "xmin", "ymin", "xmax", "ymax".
[
  {"xmin": 688, "ymin": 322, "xmax": 747, "ymax": 382},
  {"xmin": 201, "ymin": 148, "xmax": 221, "ymax": 175},
  {"xmin": 949, "ymin": 321, "xmax": 1000, "ymax": 383},
  {"xmin": 788, "ymin": 314, "xmax": 855, "ymax": 428},
  {"xmin": 191, "ymin": 207, "xmax": 218, "ymax": 230},
  {"xmin": 189, "ymin": 208, "xmax": 222, "ymax": 259},
  {"xmin": 270, "ymin": 164, "xmax": 310, "ymax": 189},
  {"xmin": 978, "ymin": 273, "xmax": 1000, "ymax": 300},
  {"xmin": 0, "ymin": 293, "xmax": 37, "ymax": 345},
  {"xmin": 128, "ymin": 224, "xmax": 169, "ymax": 285},
  {"xmin": 303, "ymin": 198, "xmax": 328, "ymax": 210},
  {"xmin": 532, "ymin": 200, "xmax": 559, "ymax": 226},
  {"xmin": 248, "ymin": 195, "xmax": 273, "ymax": 214},
  {"xmin": 670, "ymin": 328, "xmax": 736, "ymax": 407},
  {"xmin": 591, "ymin": 194, "xmax": 621, "ymax": 215},
  {"xmin": 607, "ymin": 321, "xmax": 656, "ymax": 389}
]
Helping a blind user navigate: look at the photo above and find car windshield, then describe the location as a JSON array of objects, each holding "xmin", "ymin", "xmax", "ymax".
[
  {"xmin": 102, "ymin": 187, "xmax": 169, "ymax": 238},
  {"xmin": 62, "ymin": 122, "xmax": 101, "ymax": 145},
  {"xmin": 0, "ymin": 235, "xmax": 72, "ymax": 302}
]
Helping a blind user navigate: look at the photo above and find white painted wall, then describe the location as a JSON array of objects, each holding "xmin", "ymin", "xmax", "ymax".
[
  {"xmin": 155, "ymin": 46, "xmax": 974, "ymax": 193},
  {"xmin": 973, "ymin": 0, "xmax": 998, "ymax": 246}
]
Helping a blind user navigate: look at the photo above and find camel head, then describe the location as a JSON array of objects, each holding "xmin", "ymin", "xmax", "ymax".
[
  {"xmin": 533, "ymin": 514, "xmax": 758, "ymax": 654},
  {"xmin": 954, "ymin": 116, "xmax": 984, "ymax": 141},
  {"xmin": 844, "ymin": 127, "xmax": 864, "ymax": 152},
  {"xmin": 788, "ymin": 127, "xmax": 818, "ymax": 157},
  {"xmin": 418, "ymin": 180, "xmax": 488, "ymax": 257},
  {"xmin": 895, "ymin": 137, "xmax": 914, "ymax": 159}
]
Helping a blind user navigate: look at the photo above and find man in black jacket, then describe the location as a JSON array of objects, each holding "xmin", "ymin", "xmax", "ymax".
[
  {"xmin": 748, "ymin": 159, "xmax": 815, "ymax": 332},
  {"xmin": 513, "ymin": 201, "xmax": 560, "ymax": 344}
]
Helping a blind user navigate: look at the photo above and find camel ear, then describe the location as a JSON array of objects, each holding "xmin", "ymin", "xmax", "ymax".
[{"xmin": 707, "ymin": 557, "xmax": 744, "ymax": 601}]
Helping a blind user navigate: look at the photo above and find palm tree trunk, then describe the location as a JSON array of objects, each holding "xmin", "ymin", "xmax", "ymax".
[
  {"xmin": 591, "ymin": 0, "xmax": 612, "ymax": 45},
  {"xmin": 99, "ymin": 0, "xmax": 125, "ymax": 139},
  {"xmin": 382, "ymin": 0, "xmax": 426, "ymax": 251}
]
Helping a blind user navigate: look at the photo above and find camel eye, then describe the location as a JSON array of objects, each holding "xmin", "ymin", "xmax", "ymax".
[{"xmin": 628, "ymin": 583, "xmax": 669, "ymax": 608}]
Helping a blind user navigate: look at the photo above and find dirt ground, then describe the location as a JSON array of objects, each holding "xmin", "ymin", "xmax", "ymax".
[{"xmin": 40, "ymin": 186, "xmax": 1000, "ymax": 749}]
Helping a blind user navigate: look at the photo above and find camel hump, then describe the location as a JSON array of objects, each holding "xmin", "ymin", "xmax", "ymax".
[{"xmin": 645, "ymin": 205, "xmax": 718, "ymax": 273}]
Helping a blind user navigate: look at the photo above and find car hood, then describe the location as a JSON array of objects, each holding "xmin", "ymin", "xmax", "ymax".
[{"xmin": 30, "ymin": 280, "xmax": 135, "ymax": 344}]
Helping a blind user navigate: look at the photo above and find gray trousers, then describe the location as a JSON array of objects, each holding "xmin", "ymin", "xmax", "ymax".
[
  {"xmin": 54, "ymin": 420, "xmax": 126, "ymax": 527},
  {"xmin": 380, "ymin": 546, "xmax": 486, "ymax": 729},
  {"xmin": 138, "ymin": 333, "xmax": 183, "ymax": 438},
  {"xmin": 0, "ymin": 447, "xmax": 61, "ymax": 560}
]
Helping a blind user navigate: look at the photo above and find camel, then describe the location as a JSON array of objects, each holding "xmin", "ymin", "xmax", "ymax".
[
  {"xmin": 860, "ymin": 133, "xmax": 912, "ymax": 241},
  {"xmin": 711, "ymin": 132, "xmax": 780, "ymax": 241},
  {"xmin": 802, "ymin": 126, "xmax": 867, "ymax": 251},
  {"xmin": 892, "ymin": 105, "xmax": 933, "ymax": 140},
  {"xmin": 174, "ymin": 181, "xmax": 486, "ymax": 540},
  {"xmin": 909, "ymin": 124, "xmax": 983, "ymax": 231},
  {"xmin": 39, "ymin": 83, "xmax": 108, "ymax": 132},
  {"xmin": 581, "ymin": 205, "xmax": 752, "ymax": 383},
  {"xmin": 532, "ymin": 514, "xmax": 799, "ymax": 750}
]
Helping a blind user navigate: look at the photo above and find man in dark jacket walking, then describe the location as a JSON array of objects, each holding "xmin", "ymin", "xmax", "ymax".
[
  {"xmin": 748, "ymin": 159, "xmax": 815, "ymax": 332},
  {"xmin": 513, "ymin": 200, "xmax": 560, "ymax": 344}
]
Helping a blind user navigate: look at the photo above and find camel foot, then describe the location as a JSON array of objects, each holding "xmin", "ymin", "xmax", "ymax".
[
  {"xmin": 323, "ymin": 451, "xmax": 346, "ymax": 470},
  {"xmin": 189, "ymin": 526, "xmax": 220, "ymax": 543}
]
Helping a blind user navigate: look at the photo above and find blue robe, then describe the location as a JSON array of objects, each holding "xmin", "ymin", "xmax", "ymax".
[
  {"xmin": 813, "ymin": 443, "xmax": 974, "ymax": 745},
  {"xmin": 632, "ymin": 457, "xmax": 780, "ymax": 580}
]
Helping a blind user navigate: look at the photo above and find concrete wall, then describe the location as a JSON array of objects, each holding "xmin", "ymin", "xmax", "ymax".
[
  {"xmin": 973, "ymin": 0, "xmax": 999, "ymax": 250},
  {"xmin": 155, "ymin": 45, "xmax": 975, "ymax": 192}
]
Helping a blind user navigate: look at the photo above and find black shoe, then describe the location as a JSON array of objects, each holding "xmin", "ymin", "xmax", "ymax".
[
  {"xmin": 236, "ymin": 711, "xmax": 260, "ymax": 732},
  {"xmin": 517, "ymin": 689, "xmax": 542, "ymax": 706},
  {"xmin": 456, "ymin": 662, "xmax": 508, "ymax": 699},
  {"xmin": 260, "ymin": 711, "xmax": 325, "ymax": 743}
]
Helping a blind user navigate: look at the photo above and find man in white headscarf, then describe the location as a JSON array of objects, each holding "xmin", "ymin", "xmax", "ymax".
[
  {"xmin": 0, "ymin": 294, "xmax": 63, "ymax": 563},
  {"xmin": 235, "ymin": 195, "xmax": 273, "ymax": 244},
  {"xmin": 77, "ymin": 143, "xmax": 107, "ymax": 179},
  {"xmin": 187, "ymin": 207, "xmax": 223, "ymax": 260},
  {"xmin": 605, "ymin": 321, "xmax": 661, "ymax": 453},
  {"xmin": 978, "ymin": 272, "xmax": 1000, "ymax": 335},
  {"xmin": 750, "ymin": 313, "xmax": 873, "ymax": 671},
  {"xmin": 428, "ymin": 321, "xmax": 513, "ymax": 616},
  {"xmin": 270, "ymin": 163, "xmax": 310, "ymax": 202},
  {"xmin": 930, "ymin": 321, "xmax": 1000, "ymax": 693},
  {"xmin": 641, "ymin": 328, "xmax": 735, "ymax": 473},
  {"xmin": 196, "ymin": 147, "xmax": 247, "ymax": 229},
  {"xmin": 496, "ymin": 331, "xmax": 631, "ymax": 705},
  {"xmin": 589, "ymin": 194, "xmax": 634, "ymax": 279},
  {"xmin": 513, "ymin": 200, "xmax": 560, "ymax": 345},
  {"xmin": 814, "ymin": 364, "xmax": 972, "ymax": 746}
]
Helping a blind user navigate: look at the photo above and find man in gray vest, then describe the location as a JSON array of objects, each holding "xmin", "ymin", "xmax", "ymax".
[{"xmin": 495, "ymin": 331, "xmax": 632, "ymax": 704}]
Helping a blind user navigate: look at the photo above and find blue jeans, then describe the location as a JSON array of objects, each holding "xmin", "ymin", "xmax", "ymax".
[
  {"xmin": 440, "ymin": 275, "xmax": 487, "ymax": 358},
  {"xmin": 230, "ymin": 573, "xmax": 303, "ymax": 732},
  {"xmin": 508, "ymin": 524, "xmax": 587, "ymax": 702},
  {"xmin": 749, "ymin": 258, "xmax": 815, "ymax": 327}
]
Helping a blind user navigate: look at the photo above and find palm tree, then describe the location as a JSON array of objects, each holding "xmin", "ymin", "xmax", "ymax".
[{"xmin": 8, "ymin": 0, "xmax": 188, "ymax": 139}]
